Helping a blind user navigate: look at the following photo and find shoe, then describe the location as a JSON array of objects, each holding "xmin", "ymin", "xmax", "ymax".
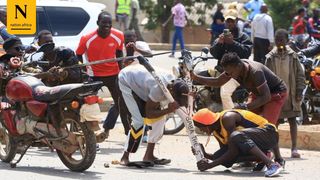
[
  {"xmin": 265, "ymin": 162, "xmax": 282, "ymax": 177},
  {"xmin": 168, "ymin": 54, "xmax": 175, "ymax": 58},
  {"xmin": 252, "ymin": 162, "xmax": 265, "ymax": 171},
  {"xmin": 291, "ymin": 149, "xmax": 301, "ymax": 158},
  {"xmin": 96, "ymin": 144, "xmax": 100, "ymax": 152},
  {"xmin": 275, "ymin": 158, "xmax": 286, "ymax": 169},
  {"xmin": 142, "ymin": 135, "xmax": 148, "ymax": 143}
]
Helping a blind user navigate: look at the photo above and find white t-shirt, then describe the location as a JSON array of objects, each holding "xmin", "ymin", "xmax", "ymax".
[{"xmin": 118, "ymin": 63, "xmax": 174, "ymax": 103}]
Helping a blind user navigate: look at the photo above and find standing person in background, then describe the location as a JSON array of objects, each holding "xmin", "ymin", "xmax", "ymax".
[
  {"xmin": 308, "ymin": 9, "xmax": 320, "ymax": 40},
  {"xmin": 243, "ymin": 0, "xmax": 264, "ymax": 21},
  {"xmin": 115, "ymin": 0, "xmax": 131, "ymax": 32},
  {"xmin": 163, "ymin": 0, "xmax": 189, "ymax": 58},
  {"xmin": 76, "ymin": 11, "xmax": 124, "ymax": 138},
  {"xmin": 292, "ymin": 8, "xmax": 307, "ymax": 41},
  {"xmin": 210, "ymin": 2, "xmax": 225, "ymax": 45},
  {"xmin": 210, "ymin": 9, "xmax": 252, "ymax": 110},
  {"xmin": 265, "ymin": 29, "xmax": 305, "ymax": 159},
  {"xmin": 251, "ymin": 4, "xmax": 274, "ymax": 64},
  {"xmin": 129, "ymin": 0, "xmax": 144, "ymax": 41},
  {"xmin": 301, "ymin": 0, "xmax": 310, "ymax": 19}
]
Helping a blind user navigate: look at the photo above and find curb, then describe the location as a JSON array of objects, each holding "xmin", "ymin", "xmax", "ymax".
[
  {"xmin": 278, "ymin": 125, "xmax": 320, "ymax": 151},
  {"xmin": 148, "ymin": 43, "xmax": 209, "ymax": 51}
]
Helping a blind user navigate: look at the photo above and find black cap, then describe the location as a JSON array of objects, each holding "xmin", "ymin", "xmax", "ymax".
[
  {"xmin": 172, "ymin": 79, "xmax": 189, "ymax": 107},
  {"xmin": 3, "ymin": 37, "xmax": 22, "ymax": 51}
]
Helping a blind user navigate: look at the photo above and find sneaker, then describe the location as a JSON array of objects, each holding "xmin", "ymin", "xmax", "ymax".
[
  {"xmin": 265, "ymin": 162, "xmax": 282, "ymax": 177},
  {"xmin": 275, "ymin": 158, "xmax": 286, "ymax": 169},
  {"xmin": 291, "ymin": 149, "xmax": 301, "ymax": 158},
  {"xmin": 96, "ymin": 144, "xmax": 100, "ymax": 152},
  {"xmin": 252, "ymin": 162, "xmax": 265, "ymax": 171},
  {"xmin": 168, "ymin": 54, "xmax": 175, "ymax": 58}
]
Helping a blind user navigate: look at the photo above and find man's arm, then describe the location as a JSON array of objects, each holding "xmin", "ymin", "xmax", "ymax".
[
  {"xmin": 163, "ymin": 14, "xmax": 173, "ymax": 27},
  {"xmin": 300, "ymin": 41, "xmax": 320, "ymax": 57},
  {"xmin": 145, "ymin": 98, "xmax": 178, "ymax": 119},
  {"xmin": 266, "ymin": 16, "xmax": 275, "ymax": 45},
  {"xmin": 225, "ymin": 33, "xmax": 253, "ymax": 59},
  {"xmin": 247, "ymin": 81, "xmax": 271, "ymax": 110},
  {"xmin": 191, "ymin": 71, "xmax": 230, "ymax": 87},
  {"xmin": 210, "ymin": 37, "xmax": 225, "ymax": 60}
]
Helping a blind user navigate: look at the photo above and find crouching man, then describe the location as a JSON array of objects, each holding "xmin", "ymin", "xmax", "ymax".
[
  {"xmin": 192, "ymin": 108, "xmax": 282, "ymax": 177},
  {"xmin": 118, "ymin": 58, "xmax": 189, "ymax": 165}
]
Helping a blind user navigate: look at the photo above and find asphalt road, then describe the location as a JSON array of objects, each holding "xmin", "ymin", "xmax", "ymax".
[{"xmin": 1, "ymin": 124, "xmax": 320, "ymax": 180}]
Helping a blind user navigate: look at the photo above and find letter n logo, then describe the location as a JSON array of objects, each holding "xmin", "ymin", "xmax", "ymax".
[{"xmin": 7, "ymin": 0, "xmax": 36, "ymax": 34}]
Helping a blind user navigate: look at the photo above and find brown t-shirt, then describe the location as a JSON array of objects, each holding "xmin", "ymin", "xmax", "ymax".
[{"xmin": 236, "ymin": 60, "xmax": 287, "ymax": 95}]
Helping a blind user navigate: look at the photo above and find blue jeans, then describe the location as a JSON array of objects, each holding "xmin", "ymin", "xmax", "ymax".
[{"xmin": 171, "ymin": 26, "xmax": 185, "ymax": 55}]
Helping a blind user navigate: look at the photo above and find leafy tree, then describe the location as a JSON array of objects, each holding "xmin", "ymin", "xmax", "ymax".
[
  {"xmin": 265, "ymin": 0, "xmax": 302, "ymax": 30},
  {"xmin": 140, "ymin": 0, "xmax": 217, "ymax": 43}
]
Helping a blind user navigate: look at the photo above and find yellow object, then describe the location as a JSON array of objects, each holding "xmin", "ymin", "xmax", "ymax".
[
  {"xmin": 315, "ymin": 67, "xmax": 320, "ymax": 74},
  {"xmin": 116, "ymin": 0, "xmax": 131, "ymax": 15},
  {"xmin": 130, "ymin": 127, "xmax": 143, "ymax": 139},
  {"xmin": 7, "ymin": 0, "xmax": 36, "ymax": 34},
  {"xmin": 144, "ymin": 116, "xmax": 164, "ymax": 125},
  {"xmin": 71, "ymin": 101, "xmax": 80, "ymax": 109},
  {"xmin": 212, "ymin": 109, "xmax": 276, "ymax": 145}
]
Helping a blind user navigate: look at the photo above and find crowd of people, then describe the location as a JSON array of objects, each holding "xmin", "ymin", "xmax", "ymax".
[{"xmin": 0, "ymin": 0, "xmax": 320, "ymax": 178}]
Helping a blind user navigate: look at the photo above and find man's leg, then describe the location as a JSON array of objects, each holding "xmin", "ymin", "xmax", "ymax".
[
  {"xmin": 177, "ymin": 26, "xmax": 185, "ymax": 50},
  {"xmin": 132, "ymin": 18, "xmax": 144, "ymax": 41},
  {"xmin": 143, "ymin": 118, "xmax": 166, "ymax": 162},
  {"xmin": 288, "ymin": 117, "xmax": 300, "ymax": 158},
  {"xmin": 220, "ymin": 78, "xmax": 240, "ymax": 110},
  {"xmin": 171, "ymin": 26, "xmax": 179, "ymax": 56},
  {"xmin": 119, "ymin": 78, "xmax": 145, "ymax": 165}
]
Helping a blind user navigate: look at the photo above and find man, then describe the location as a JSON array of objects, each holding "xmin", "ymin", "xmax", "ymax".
[
  {"xmin": 36, "ymin": 30, "xmax": 84, "ymax": 86},
  {"xmin": 210, "ymin": 9, "xmax": 252, "ymax": 110},
  {"xmin": 210, "ymin": 3, "xmax": 225, "ymax": 45},
  {"xmin": 192, "ymin": 108, "xmax": 282, "ymax": 177},
  {"xmin": 243, "ymin": 0, "xmax": 264, "ymax": 21},
  {"xmin": 76, "ymin": 11, "xmax": 124, "ymax": 137},
  {"xmin": 104, "ymin": 30, "xmax": 152, "ymax": 135},
  {"xmin": 128, "ymin": 0, "xmax": 144, "ymax": 41},
  {"xmin": 163, "ymin": 0, "xmax": 189, "ymax": 58},
  {"xmin": 115, "ymin": 0, "xmax": 131, "ymax": 32},
  {"xmin": 119, "ymin": 59, "xmax": 189, "ymax": 165},
  {"xmin": 191, "ymin": 52, "xmax": 287, "ymax": 168},
  {"xmin": 251, "ymin": 4, "xmax": 274, "ymax": 64},
  {"xmin": 308, "ymin": 9, "xmax": 320, "ymax": 40}
]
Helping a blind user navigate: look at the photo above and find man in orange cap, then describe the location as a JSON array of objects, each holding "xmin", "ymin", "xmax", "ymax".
[{"xmin": 193, "ymin": 108, "xmax": 282, "ymax": 177}]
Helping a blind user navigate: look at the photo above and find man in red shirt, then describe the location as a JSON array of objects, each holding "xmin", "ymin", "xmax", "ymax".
[{"xmin": 76, "ymin": 11, "xmax": 126, "ymax": 137}]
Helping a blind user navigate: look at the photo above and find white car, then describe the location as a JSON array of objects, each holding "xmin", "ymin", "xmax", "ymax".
[{"xmin": 0, "ymin": 0, "xmax": 106, "ymax": 51}]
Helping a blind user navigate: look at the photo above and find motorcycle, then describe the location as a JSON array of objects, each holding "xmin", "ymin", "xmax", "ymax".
[
  {"xmin": 299, "ymin": 53, "xmax": 320, "ymax": 124},
  {"xmin": 0, "ymin": 44, "xmax": 103, "ymax": 172},
  {"xmin": 164, "ymin": 48, "xmax": 248, "ymax": 134}
]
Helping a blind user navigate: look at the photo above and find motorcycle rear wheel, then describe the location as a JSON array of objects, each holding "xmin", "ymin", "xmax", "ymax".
[
  {"xmin": 56, "ymin": 118, "xmax": 96, "ymax": 172},
  {"xmin": 0, "ymin": 124, "xmax": 17, "ymax": 163}
]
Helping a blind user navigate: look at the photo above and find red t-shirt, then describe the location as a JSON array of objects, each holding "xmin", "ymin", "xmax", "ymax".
[{"xmin": 76, "ymin": 28, "xmax": 124, "ymax": 77}]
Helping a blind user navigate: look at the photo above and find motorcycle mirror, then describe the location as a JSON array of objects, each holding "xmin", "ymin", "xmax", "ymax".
[
  {"xmin": 201, "ymin": 47, "xmax": 209, "ymax": 54},
  {"xmin": 37, "ymin": 42, "xmax": 55, "ymax": 53},
  {"xmin": 181, "ymin": 49, "xmax": 193, "ymax": 71}
]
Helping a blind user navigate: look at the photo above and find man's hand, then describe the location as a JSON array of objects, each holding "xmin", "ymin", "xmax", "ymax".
[
  {"xmin": 224, "ymin": 34, "xmax": 234, "ymax": 44},
  {"xmin": 168, "ymin": 101, "xmax": 179, "ymax": 113},
  {"xmin": 217, "ymin": 34, "xmax": 224, "ymax": 44},
  {"xmin": 126, "ymin": 42, "xmax": 137, "ymax": 51},
  {"xmin": 9, "ymin": 57, "xmax": 22, "ymax": 69},
  {"xmin": 197, "ymin": 160, "xmax": 211, "ymax": 171}
]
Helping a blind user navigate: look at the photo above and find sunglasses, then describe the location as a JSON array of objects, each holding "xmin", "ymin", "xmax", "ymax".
[{"xmin": 14, "ymin": 46, "xmax": 24, "ymax": 52}]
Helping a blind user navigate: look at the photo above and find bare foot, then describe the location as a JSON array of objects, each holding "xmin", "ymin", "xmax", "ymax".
[{"xmin": 120, "ymin": 152, "xmax": 130, "ymax": 165}]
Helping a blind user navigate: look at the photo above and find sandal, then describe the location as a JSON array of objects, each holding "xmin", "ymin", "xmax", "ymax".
[
  {"xmin": 153, "ymin": 158, "xmax": 171, "ymax": 165},
  {"xmin": 291, "ymin": 149, "xmax": 301, "ymax": 158}
]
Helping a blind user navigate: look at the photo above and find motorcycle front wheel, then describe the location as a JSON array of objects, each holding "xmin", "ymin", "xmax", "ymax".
[
  {"xmin": 56, "ymin": 118, "xmax": 96, "ymax": 172},
  {"xmin": 0, "ymin": 123, "xmax": 17, "ymax": 163}
]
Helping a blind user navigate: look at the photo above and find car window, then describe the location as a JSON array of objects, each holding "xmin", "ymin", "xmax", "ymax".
[{"xmin": 45, "ymin": 6, "xmax": 90, "ymax": 36}]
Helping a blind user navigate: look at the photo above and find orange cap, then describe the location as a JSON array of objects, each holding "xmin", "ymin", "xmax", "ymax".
[{"xmin": 193, "ymin": 108, "xmax": 220, "ymax": 125}]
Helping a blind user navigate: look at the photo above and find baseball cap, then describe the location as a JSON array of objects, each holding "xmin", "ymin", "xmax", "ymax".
[
  {"xmin": 225, "ymin": 9, "xmax": 238, "ymax": 20},
  {"xmin": 193, "ymin": 108, "xmax": 220, "ymax": 125},
  {"xmin": 172, "ymin": 78, "xmax": 189, "ymax": 107}
]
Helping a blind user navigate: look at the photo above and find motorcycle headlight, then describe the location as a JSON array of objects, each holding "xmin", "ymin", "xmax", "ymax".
[{"xmin": 172, "ymin": 65, "xmax": 182, "ymax": 78}]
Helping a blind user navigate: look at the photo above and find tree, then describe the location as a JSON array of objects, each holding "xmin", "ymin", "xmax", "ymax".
[
  {"xmin": 140, "ymin": 0, "xmax": 217, "ymax": 43},
  {"xmin": 265, "ymin": 0, "xmax": 301, "ymax": 30}
]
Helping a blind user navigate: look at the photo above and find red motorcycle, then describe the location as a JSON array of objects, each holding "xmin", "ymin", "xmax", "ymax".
[{"xmin": 0, "ymin": 46, "xmax": 103, "ymax": 172}]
